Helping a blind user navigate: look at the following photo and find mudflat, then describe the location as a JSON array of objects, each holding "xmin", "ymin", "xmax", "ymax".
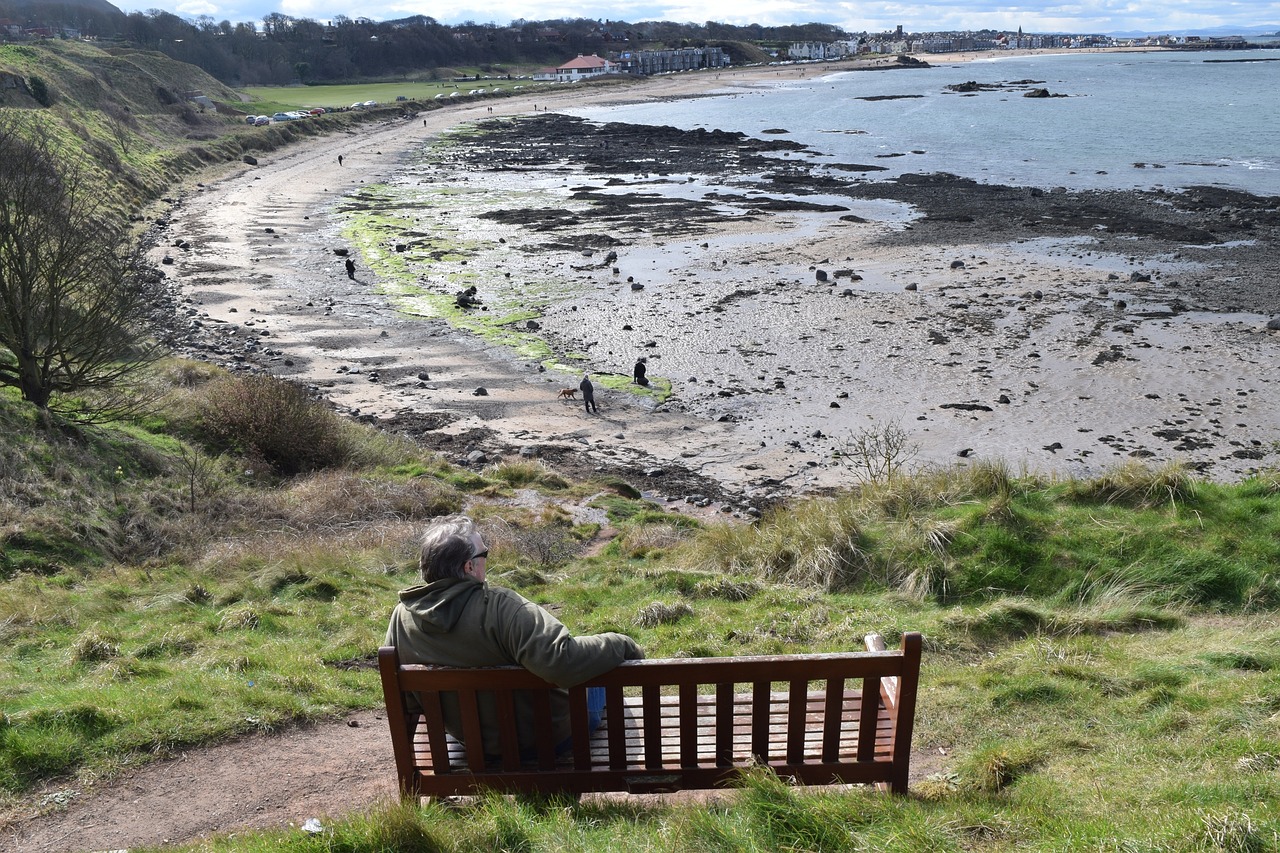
[{"xmin": 152, "ymin": 59, "xmax": 1280, "ymax": 513}]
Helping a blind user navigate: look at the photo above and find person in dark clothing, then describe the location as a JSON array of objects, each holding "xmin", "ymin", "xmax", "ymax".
[
  {"xmin": 344, "ymin": 257, "xmax": 356, "ymax": 279},
  {"xmin": 579, "ymin": 374, "xmax": 598, "ymax": 414},
  {"xmin": 633, "ymin": 357, "xmax": 649, "ymax": 386},
  {"xmin": 385, "ymin": 515, "xmax": 641, "ymax": 758}
]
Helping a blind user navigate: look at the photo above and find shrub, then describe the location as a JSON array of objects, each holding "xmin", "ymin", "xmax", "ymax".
[
  {"xmin": 27, "ymin": 75, "xmax": 53, "ymax": 107},
  {"xmin": 197, "ymin": 375, "xmax": 351, "ymax": 475}
]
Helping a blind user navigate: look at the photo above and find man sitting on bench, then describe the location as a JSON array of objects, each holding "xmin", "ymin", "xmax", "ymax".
[{"xmin": 385, "ymin": 515, "xmax": 644, "ymax": 760}]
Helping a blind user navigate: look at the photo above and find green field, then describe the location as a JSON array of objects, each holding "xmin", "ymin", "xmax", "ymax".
[{"xmin": 238, "ymin": 79, "xmax": 551, "ymax": 114}]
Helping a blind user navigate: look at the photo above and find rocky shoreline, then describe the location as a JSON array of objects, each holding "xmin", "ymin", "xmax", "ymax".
[{"xmin": 151, "ymin": 95, "xmax": 1280, "ymax": 511}]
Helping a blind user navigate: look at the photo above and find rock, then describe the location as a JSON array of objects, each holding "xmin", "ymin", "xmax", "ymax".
[
  {"xmin": 395, "ymin": 244, "xmax": 407, "ymax": 253},
  {"xmin": 333, "ymin": 248, "xmax": 349, "ymax": 256},
  {"xmin": 841, "ymin": 288, "xmax": 854, "ymax": 297},
  {"xmin": 622, "ymin": 324, "xmax": 633, "ymax": 330},
  {"xmin": 1266, "ymin": 318, "xmax": 1280, "ymax": 331},
  {"xmin": 830, "ymin": 401, "xmax": 840, "ymax": 408},
  {"xmin": 940, "ymin": 402, "xmax": 994, "ymax": 412},
  {"xmin": 815, "ymin": 269, "xmax": 828, "ymax": 282},
  {"xmin": 466, "ymin": 450, "xmax": 488, "ymax": 465},
  {"xmin": 472, "ymin": 387, "xmax": 488, "ymax": 396},
  {"xmin": 417, "ymin": 371, "xmax": 430, "ymax": 380},
  {"xmin": 242, "ymin": 155, "xmax": 258, "ymax": 166},
  {"xmin": 957, "ymin": 448, "xmax": 974, "ymax": 458},
  {"xmin": 1043, "ymin": 442, "xmax": 1063, "ymax": 453},
  {"xmin": 264, "ymin": 228, "xmax": 275, "ymax": 234},
  {"xmin": 1024, "ymin": 88, "xmax": 1052, "ymax": 98},
  {"xmin": 161, "ymin": 256, "xmax": 174, "ymax": 265},
  {"xmin": 950, "ymin": 260, "xmax": 965, "ymax": 269},
  {"xmin": 643, "ymin": 468, "xmax": 665, "ymax": 477},
  {"xmin": 631, "ymin": 282, "xmax": 644, "ymax": 290},
  {"xmin": 905, "ymin": 283, "xmax": 917, "ymax": 291},
  {"xmin": 519, "ymin": 446, "xmax": 539, "ymax": 458},
  {"xmin": 1129, "ymin": 271, "xmax": 1151, "ymax": 283},
  {"xmin": 525, "ymin": 320, "xmax": 541, "ymax": 330},
  {"xmin": 998, "ymin": 394, "xmax": 1011, "ymax": 404}
]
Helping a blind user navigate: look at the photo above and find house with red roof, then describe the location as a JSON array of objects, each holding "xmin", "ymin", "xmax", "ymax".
[{"xmin": 551, "ymin": 54, "xmax": 618, "ymax": 82}]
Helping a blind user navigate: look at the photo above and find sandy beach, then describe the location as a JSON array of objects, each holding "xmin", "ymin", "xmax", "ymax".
[{"xmin": 149, "ymin": 53, "xmax": 1280, "ymax": 510}]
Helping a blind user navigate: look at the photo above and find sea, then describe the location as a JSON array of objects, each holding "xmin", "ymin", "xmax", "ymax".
[{"xmin": 567, "ymin": 49, "xmax": 1280, "ymax": 198}]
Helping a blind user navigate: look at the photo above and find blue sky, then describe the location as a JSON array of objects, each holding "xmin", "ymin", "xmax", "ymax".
[{"xmin": 121, "ymin": 0, "xmax": 1280, "ymax": 37}]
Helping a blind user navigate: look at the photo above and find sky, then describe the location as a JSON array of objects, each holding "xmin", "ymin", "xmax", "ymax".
[{"xmin": 120, "ymin": 0, "xmax": 1280, "ymax": 38}]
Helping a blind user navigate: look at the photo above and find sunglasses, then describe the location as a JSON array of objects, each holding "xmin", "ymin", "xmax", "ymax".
[{"xmin": 471, "ymin": 550, "xmax": 489, "ymax": 560}]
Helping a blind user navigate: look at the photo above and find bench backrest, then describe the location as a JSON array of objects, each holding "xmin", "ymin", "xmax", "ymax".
[{"xmin": 380, "ymin": 631, "xmax": 922, "ymax": 796}]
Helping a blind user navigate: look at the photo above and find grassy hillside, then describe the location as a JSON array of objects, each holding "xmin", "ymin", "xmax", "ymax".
[
  {"xmin": 3, "ymin": 367, "xmax": 1280, "ymax": 848},
  {"xmin": 0, "ymin": 40, "xmax": 410, "ymax": 214}
]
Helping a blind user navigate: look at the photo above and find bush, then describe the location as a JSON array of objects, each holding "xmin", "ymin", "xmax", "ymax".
[
  {"xmin": 197, "ymin": 375, "xmax": 351, "ymax": 475},
  {"xmin": 27, "ymin": 75, "xmax": 52, "ymax": 107}
]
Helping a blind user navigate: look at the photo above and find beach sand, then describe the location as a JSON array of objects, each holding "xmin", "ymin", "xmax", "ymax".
[{"xmin": 149, "ymin": 55, "xmax": 1280, "ymax": 510}]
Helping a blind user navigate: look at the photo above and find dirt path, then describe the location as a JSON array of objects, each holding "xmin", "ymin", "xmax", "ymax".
[{"xmin": 2, "ymin": 710, "xmax": 396, "ymax": 852}]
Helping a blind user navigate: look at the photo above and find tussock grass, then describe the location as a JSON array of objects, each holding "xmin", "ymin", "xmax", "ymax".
[
  {"xmin": 1063, "ymin": 460, "xmax": 1197, "ymax": 509},
  {"xmin": 634, "ymin": 601, "xmax": 694, "ymax": 628},
  {"xmin": 619, "ymin": 522, "xmax": 690, "ymax": 558},
  {"xmin": 693, "ymin": 495, "xmax": 872, "ymax": 591},
  {"xmin": 485, "ymin": 459, "xmax": 570, "ymax": 490}
]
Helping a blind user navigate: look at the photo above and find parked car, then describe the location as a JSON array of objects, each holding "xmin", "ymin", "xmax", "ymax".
[
  {"xmin": 244, "ymin": 114, "xmax": 259, "ymax": 124},
  {"xmin": 308, "ymin": 108, "xmax": 326, "ymax": 115},
  {"xmin": 272, "ymin": 112, "xmax": 294, "ymax": 121},
  {"xmin": 254, "ymin": 116, "xmax": 270, "ymax": 126},
  {"xmin": 362, "ymin": 100, "xmax": 377, "ymax": 107}
]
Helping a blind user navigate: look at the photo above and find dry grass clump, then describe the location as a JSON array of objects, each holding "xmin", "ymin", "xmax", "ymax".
[
  {"xmin": 216, "ymin": 605, "xmax": 261, "ymax": 632},
  {"xmin": 1063, "ymin": 461, "xmax": 1196, "ymax": 509},
  {"xmin": 484, "ymin": 460, "xmax": 569, "ymax": 490},
  {"xmin": 689, "ymin": 576, "xmax": 760, "ymax": 602},
  {"xmin": 634, "ymin": 601, "xmax": 693, "ymax": 628},
  {"xmin": 275, "ymin": 470, "xmax": 462, "ymax": 528},
  {"xmin": 70, "ymin": 630, "xmax": 121, "ymax": 664},
  {"xmin": 693, "ymin": 496, "xmax": 871, "ymax": 591},
  {"xmin": 619, "ymin": 523, "xmax": 690, "ymax": 558},
  {"xmin": 958, "ymin": 742, "xmax": 1044, "ymax": 793}
]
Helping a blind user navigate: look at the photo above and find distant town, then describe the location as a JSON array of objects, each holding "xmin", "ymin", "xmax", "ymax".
[{"xmin": 1, "ymin": 7, "xmax": 1277, "ymax": 86}]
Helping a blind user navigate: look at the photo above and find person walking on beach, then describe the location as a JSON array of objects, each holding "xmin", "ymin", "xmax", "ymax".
[
  {"xmin": 580, "ymin": 374, "xmax": 598, "ymax": 414},
  {"xmin": 633, "ymin": 357, "xmax": 649, "ymax": 387},
  {"xmin": 344, "ymin": 257, "xmax": 356, "ymax": 280},
  {"xmin": 337, "ymin": 154, "xmax": 344, "ymax": 166}
]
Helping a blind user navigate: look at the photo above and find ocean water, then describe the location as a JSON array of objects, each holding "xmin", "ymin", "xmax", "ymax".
[{"xmin": 568, "ymin": 50, "xmax": 1280, "ymax": 197}]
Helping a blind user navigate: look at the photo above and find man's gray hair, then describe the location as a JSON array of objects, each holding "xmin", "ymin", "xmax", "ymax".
[{"xmin": 418, "ymin": 515, "xmax": 479, "ymax": 583}]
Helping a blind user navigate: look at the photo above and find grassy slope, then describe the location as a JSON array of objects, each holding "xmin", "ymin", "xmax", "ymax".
[
  {"xmin": 3, "ymin": 375, "xmax": 1280, "ymax": 849},
  {"xmin": 3, "ymin": 42, "xmax": 1280, "ymax": 850}
]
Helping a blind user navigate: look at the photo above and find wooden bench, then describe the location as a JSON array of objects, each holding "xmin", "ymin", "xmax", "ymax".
[{"xmin": 378, "ymin": 631, "xmax": 922, "ymax": 798}]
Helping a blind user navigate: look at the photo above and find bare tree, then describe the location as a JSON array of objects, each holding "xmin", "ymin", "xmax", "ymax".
[
  {"xmin": 834, "ymin": 419, "xmax": 919, "ymax": 484},
  {"xmin": 0, "ymin": 113, "xmax": 162, "ymax": 416}
]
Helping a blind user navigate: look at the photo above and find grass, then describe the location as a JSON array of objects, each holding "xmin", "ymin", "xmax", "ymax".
[
  {"xmin": 4, "ymin": 364, "xmax": 1280, "ymax": 847},
  {"xmin": 239, "ymin": 79, "xmax": 553, "ymax": 113}
]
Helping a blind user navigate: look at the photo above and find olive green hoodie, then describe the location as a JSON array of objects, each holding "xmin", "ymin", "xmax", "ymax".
[{"xmin": 384, "ymin": 576, "xmax": 642, "ymax": 757}]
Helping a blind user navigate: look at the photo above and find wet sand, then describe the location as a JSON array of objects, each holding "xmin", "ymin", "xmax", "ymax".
[{"xmin": 149, "ymin": 55, "xmax": 1280, "ymax": 509}]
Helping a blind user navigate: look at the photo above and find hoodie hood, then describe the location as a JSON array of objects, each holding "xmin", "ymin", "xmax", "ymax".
[{"xmin": 397, "ymin": 577, "xmax": 484, "ymax": 635}]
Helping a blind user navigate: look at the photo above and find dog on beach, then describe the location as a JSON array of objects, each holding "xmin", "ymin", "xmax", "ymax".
[{"xmin": 557, "ymin": 388, "xmax": 578, "ymax": 400}]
